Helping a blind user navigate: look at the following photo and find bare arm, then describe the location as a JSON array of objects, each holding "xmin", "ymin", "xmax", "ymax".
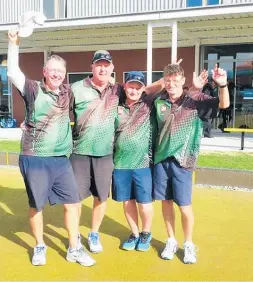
[
  {"xmin": 145, "ymin": 77, "xmax": 164, "ymax": 95},
  {"xmin": 7, "ymin": 31, "xmax": 25, "ymax": 93},
  {"xmin": 211, "ymin": 65, "xmax": 229, "ymax": 109},
  {"xmin": 218, "ymin": 86, "xmax": 229, "ymax": 109}
]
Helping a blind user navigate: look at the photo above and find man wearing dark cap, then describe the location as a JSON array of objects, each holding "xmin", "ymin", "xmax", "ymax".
[
  {"xmin": 70, "ymin": 50, "xmax": 120, "ymax": 253},
  {"xmin": 112, "ymin": 71, "xmax": 158, "ymax": 252}
]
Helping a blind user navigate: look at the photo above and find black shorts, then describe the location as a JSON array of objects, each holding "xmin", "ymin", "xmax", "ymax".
[
  {"xmin": 19, "ymin": 155, "xmax": 81, "ymax": 212},
  {"xmin": 70, "ymin": 154, "xmax": 114, "ymax": 202}
]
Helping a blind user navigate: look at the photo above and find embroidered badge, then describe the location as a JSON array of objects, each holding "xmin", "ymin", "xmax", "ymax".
[
  {"xmin": 161, "ymin": 105, "xmax": 167, "ymax": 112},
  {"xmin": 118, "ymin": 106, "xmax": 124, "ymax": 115}
]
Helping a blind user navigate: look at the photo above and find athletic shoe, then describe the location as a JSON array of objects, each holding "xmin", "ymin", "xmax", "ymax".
[
  {"xmin": 66, "ymin": 246, "xmax": 96, "ymax": 267},
  {"xmin": 121, "ymin": 234, "xmax": 139, "ymax": 251},
  {"xmin": 32, "ymin": 244, "xmax": 47, "ymax": 266},
  {"xmin": 161, "ymin": 238, "xmax": 178, "ymax": 260},
  {"xmin": 183, "ymin": 242, "xmax": 197, "ymax": 264},
  {"xmin": 136, "ymin": 232, "xmax": 152, "ymax": 251},
  {"xmin": 88, "ymin": 232, "xmax": 103, "ymax": 253}
]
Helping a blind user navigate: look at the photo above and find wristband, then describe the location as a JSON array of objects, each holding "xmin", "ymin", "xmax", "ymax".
[{"xmin": 219, "ymin": 84, "xmax": 227, "ymax": 88}]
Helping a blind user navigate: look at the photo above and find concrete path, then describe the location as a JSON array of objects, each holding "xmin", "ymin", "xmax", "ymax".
[{"xmin": 201, "ymin": 129, "xmax": 253, "ymax": 152}]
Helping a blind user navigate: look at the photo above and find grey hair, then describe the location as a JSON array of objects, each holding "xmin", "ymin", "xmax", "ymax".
[{"xmin": 44, "ymin": 55, "xmax": 67, "ymax": 69}]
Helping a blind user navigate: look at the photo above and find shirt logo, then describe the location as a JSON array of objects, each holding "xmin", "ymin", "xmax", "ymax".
[
  {"xmin": 118, "ymin": 106, "xmax": 124, "ymax": 115},
  {"xmin": 161, "ymin": 105, "xmax": 167, "ymax": 112}
]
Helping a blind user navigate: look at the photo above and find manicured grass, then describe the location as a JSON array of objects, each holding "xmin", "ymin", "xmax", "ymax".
[
  {"xmin": 0, "ymin": 140, "xmax": 253, "ymax": 170},
  {"xmin": 197, "ymin": 152, "xmax": 253, "ymax": 170},
  {"xmin": 1, "ymin": 168, "xmax": 253, "ymax": 281},
  {"xmin": 0, "ymin": 140, "xmax": 20, "ymax": 152}
]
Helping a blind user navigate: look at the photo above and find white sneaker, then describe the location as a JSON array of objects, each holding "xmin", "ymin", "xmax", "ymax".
[
  {"xmin": 32, "ymin": 244, "xmax": 47, "ymax": 266},
  {"xmin": 88, "ymin": 232, "xmax": 103, "ymax": 253},
  {"xmin": 66, "ymin": 246, "xmax": 96, "ymax": 267},
  {"xmin": 161, "ymin": 238, "xmax": 178, "ymax": 260},
  {"xmin": 183, "ymin": 242, "xmax": 197, "ymax": 264}
]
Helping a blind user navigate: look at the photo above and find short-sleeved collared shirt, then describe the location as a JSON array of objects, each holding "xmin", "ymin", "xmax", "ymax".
[
  {"xmin": 71, "ymin": 77, "xmax": 122, "ymax": 156},
  {"xmin": 114, "ymin": 93, "xmax": 157, "ymax": 169},
  {"xmin": 20, "ymin": 78, "xmax": 73, "ymax": 156},
  {"xmin": 154, "ymin": 90, "xmax": 219, "ymax": 169}
]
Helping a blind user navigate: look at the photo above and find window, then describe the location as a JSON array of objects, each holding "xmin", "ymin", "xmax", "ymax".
[
  {"xmin": 67, "ymin": 72, "xmax": 116, "ymax": 84},
  {"xmin": 43, "ymin": 0, "xmax": 66, "ymax": 19},
  {"xmin": 208, "ymin": 0, "xmax": 219, "ymax": 4},
  {"xmin": 123, "ymin": 71, "xmax": 163, "ymax": 84},
  {"xmin": 186, "ymin": 0, "xmax": 202, "ymax": 7},
  {"xmin": 187, "ymin": 0, "xmax": 219, "ymax": 6},
  {"xmin": 0, "ymin": 55, "xmax": 12, "ymax": 116}
]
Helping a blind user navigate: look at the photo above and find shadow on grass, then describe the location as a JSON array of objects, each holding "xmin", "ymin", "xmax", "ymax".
[{"xmin": 0, "ymin": 185, "xmax": 130, "ymax": 262}]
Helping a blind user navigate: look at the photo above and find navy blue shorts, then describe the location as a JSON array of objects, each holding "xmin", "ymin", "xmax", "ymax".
[
  {"xmin": 19, "ymin": 155, "xmax": 81, "ymax": 212},
  {"xmin": 153, "ymin": 158, "xmax": 193, "ymax": 206},
  {"xmin": 112, "ymin": 168, "xmax": 152, "ymax": 204}
]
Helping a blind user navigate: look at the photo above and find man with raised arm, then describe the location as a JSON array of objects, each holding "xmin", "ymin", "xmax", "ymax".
[
  {"xmin": 7, "ymin": 30, "xmax": 95, "ymax": 267},
  {"xmin": 152, "ymin": 63, "xmax": 229, "ymax": 264}
]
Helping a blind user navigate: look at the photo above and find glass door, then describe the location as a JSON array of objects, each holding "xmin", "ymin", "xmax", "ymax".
[{"xmin": 235, "ymin": 60, "xmax": 253, "ymax": 128}]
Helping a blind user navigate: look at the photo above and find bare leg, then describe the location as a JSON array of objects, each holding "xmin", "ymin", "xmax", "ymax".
[
  {"xmin": 91, "ymin": 197, "xmax": 107, "ymax": 232},
  {"xmin": 29, "ymin": 208, "xmax": 44, "ymax": 245},
  {"xmin": 123, "ymin": 200, "xmax": 139, "ymax": 236},
  {"xmin": 138, "ymin": 202, "xmax": 153, "ymax": 233},
  {"xmin": 179, "ymin": 205, "xmax": 194, "ymax": 242},
  {"xmin": 64, "ymin": 203, "xmax": 79, "ymax": 249},
  {"xmin": 162, "ymin": 200, "xmax": 176, "ymax": 238}
]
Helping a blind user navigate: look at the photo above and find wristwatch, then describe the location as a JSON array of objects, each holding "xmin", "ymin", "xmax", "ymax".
[{"xmin": 219, "ymin": 84, "xmax": 227, "ymax": 88}]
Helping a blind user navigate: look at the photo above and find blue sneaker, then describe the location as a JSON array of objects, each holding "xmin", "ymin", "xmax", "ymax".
[
  {"xmin": 136, "ymin": 232, "xmax": 152, "ymax": 251},
  {"xmin": 88, "ymin": 232, "xmax": 103, "ymax": 253},
  {"xmin": 122, "ymin": 234, "xmax": 140, "ymax": 251}
]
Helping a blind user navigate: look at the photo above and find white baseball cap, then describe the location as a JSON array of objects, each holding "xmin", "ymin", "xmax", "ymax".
[{"xmin": 18, "ymin": 11, "xmax": 47, "ymax": 37}]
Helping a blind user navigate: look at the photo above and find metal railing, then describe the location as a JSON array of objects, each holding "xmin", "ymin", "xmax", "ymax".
[{"xmin": 1, "ymin": 0, "xmax": 253, "ymax": 24}]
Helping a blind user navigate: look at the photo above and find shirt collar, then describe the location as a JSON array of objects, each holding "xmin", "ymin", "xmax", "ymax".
[
  {"xmin": 40, "ymin": 79, "xmax": 69, "ymax": 95},
  {"xmin": 160, "ymin": 89, "xmax": 187, "ymax": 105},
  {"xmin": 83, "ymin": 75, "xmax": 114, "ymax": 90}
]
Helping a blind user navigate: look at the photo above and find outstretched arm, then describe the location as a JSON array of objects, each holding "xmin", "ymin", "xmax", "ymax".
[
  {"xmin": 7, "ymin": 30, "xmax": 25, "ymax": 93},
  {"xmin": 212, "ymin": 64, "xmax": 229, "ymax": 109}
]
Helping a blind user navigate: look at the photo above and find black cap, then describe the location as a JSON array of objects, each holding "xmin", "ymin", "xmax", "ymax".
[{"xmin": 92, "ymin": 50, "xmax": 112, "ymax": 64}]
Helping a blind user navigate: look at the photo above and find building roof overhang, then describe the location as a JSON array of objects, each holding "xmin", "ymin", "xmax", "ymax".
[{"xmin": 0, "ymin": 3, "xmax": 253, "ymax": 54}]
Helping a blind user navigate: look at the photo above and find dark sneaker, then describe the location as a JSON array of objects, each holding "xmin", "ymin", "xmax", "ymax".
[
  {"xmin": 122, "ymin": 234, "xmax": 139, "ymax": 251},
  {"xmin": 136, "ymin": 232, "xmax": 152, "ymax": 252}
]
